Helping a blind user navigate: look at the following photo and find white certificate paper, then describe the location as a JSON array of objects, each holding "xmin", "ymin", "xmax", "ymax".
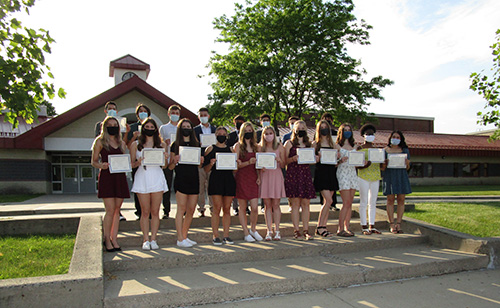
[
  {"xmin": 388, "ymin": 153, "xmax": 407, "ymax": 169},
  {"xmin": 170, "ymin": 133, "xmax": 176, "ymax": 144},
  {"xmin": 108, "ymin": 154, "xmax": 132, "ymax": 173},
  {"xmin": 368, "ymin": 148, "xmax": 385, "ymax": 163},
  {"xmin": 200, "ymin": 134, "xmax": 216, "ymax": 147},
  {"xmin": 179, "ymin": 146, "xmax": 201, "ymax": 165},
  {"xmin": 320, "ymin": 149, "xmax": 338, "ymax": 165},
  {"xmin": 142, "ymin": 148, "xmax": 165, "ymax": 166},
  {"xmin": 297, "ymin": 148, "xmax": 316, "ymax": 164},
  {"xmin": 256, "ymin": 152, "xmax": 277, "ymax": 169},
  {"xmin": 216, "ymin": 153, "xmax": 237, "ymax": 170},
  {"xmin": 348, "ymin": 151, "xmax": 365, "ymax": 166}
]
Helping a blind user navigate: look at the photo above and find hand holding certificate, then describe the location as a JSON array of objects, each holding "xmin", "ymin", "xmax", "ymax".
[
  {"xmin": 216, "ymin": 153, "xmax": 237, "ymax": 170},
  {"xmin": 142, "ymin": 148, "xmax": 165, "ymax": 166},
  {"xmin": 256, "ymin": 152, "xmax": 277, "ymax": 169},
  {"xmin": 348, "ymin": 151, "xmax": 365, "ymax": 166},
  {"xmin": 179, "ymin": 146, "xmax": 201, "ymax": 165},
  {"xmin": 387, "ymin": 153, "xmax": 407, "ymax": 169},
  {"xmin": 108, "ymin": 154, "xmax": 132, "ymax": 173},
  {"xmin": 368, "ymin": 148, "xmax": 385, "ymax": 163},
  {"xmin": 200, "ymin": 134, "xmax": 216, "ymax": 147},
  {"xmin": 320, "ymin": 149, "xmax": 338, "ymax": 165},
  {"xmin": 297, "ymin": 148, "xmax": 316, "ymax": 164}
]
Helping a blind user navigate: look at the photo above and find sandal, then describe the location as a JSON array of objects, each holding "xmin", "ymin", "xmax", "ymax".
[
  {"xmin": 395, "ymin": 222, "xmax": 403, "ymax": 234},
  {"xmin": 316, "ymin": 226, "xmax": 333, "ymax": 237},
  {"xmin": 337, "ymin": 230, "xmax": 352, "ymax": 237},
  {"xmin": 265, "ymin": 232, "xmax": 273, "ymax": 241},
  {"xmin": 345, "ymin": 230, "xmax": 355, "ymax": 237},
  {"xmin": 361, "ymin": 225, "xmax": 372, "ymax": 235},
  {"xmin": 303, "ymin": 230, "xmax": 313, "ymax": 241},
  {"xmin": 369, "ymin": 228, "xmax": 381, "ymax": 234},
  {"xmin": 389, "ymin": 221, "xmax": 397, "ymax": 234},
  {"xmin": 273, "ymin": 231, "xmax": 281, "ymax": 241},
  {"xmin": 293, "ymin": 230, "xmax": 303, "ymax": 240}
]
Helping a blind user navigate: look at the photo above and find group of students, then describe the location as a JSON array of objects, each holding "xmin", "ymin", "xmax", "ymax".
[{"xmin": 92, "ymin": 102, "xmax": 412, "ymax": 252}]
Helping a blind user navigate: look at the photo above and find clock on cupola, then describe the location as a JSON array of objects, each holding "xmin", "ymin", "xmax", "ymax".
[{"xmin": 109, "ymin": 54, "xmax": 151, "ymax": 85}]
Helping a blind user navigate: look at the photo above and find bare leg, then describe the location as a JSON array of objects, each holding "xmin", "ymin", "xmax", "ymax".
[
  {"xmin": 290, "ymin": 198, "xmax": 300, "ymax": 231},
  {"xmin": 102, "ymin": 198, "xmax": 117, "ymax": 250},
  {"xmin": 149, "ymin": 192, "xmax": 163, "ymax": 241},
  {"xmin": 238, "ymin": 199, "xmax": 250, "ymax": 236},
  {"xmin": 300, "ymin": 198, "xmax": 311, "ymax": 232},
  {"xmin": 264, "ymin": 198, "xmax": 273, "ymax": 232},
  {"xmin": 222, "ymin": 196, "xmax": 233, "ymax": 238},
  {"xmin": 138, "ymin": 193, "xmax": 151, "ymax": 242},
  {"xmin": 175, "ymin": 192, "xmax": 188, "ymax": 242},
  {"xmin": 272, "ymin": 198, "xmax": 281, "ymax": 232},
  {"xmin": 211, "ymin": 195, "xmax": 222, "ymax": 238},
  {"xmin": 110, "ymin": 198, "xmax": 123, "ymax": 247},
  {"xmin": 338, "ymin": 190, "xmax": 351, "ymax": 233},
  {"xmin": 182, "ymin": 194, "xmax": 198, "ymax": 240},
  {"xmin": 317, "ymin": 190, "xmax": 333, "ymax": 227},
  {"xmin": 344, "ymin": 189, "xmax": 355, "ymax": 231},
  {"xmin": 249, "ymin": 198, "xmax": 259, "ymax": 232}
]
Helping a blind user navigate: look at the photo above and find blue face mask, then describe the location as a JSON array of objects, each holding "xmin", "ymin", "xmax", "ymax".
[
  {"xmin": 170, "ymin": 114, "xmax": 180, "ymax": 122},
  {"xmin": 107, "ymin": 109, "xmax": 117, "ymax": 117},
  {"xmin": 138, "ymin": 112, "xmax": 148, "ymax": 120},
  {"xmin": 343, "ymin": 131, "xmax": 352, "ymax": 139},
  {"xmin": 391, "ymin": 138, "xmax": 401, "ymax": 146}
]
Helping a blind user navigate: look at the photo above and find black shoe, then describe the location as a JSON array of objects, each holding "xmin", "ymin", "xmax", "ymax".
[
  {"xmin": 103, "ymin": 242, "xmax": 115, "ymax": 252},
  {"xmin": 223, "ymin": 237, "xmax": 234, "ymax": 245},
  {"xmin": 330, "ymin": 204, "xmax": 339, "ymax": 211},
  {"xmin": 162, "ymin": 215, "xmax": 169, "ymax": 219},
  {"xmin": 199, "ymin": 210, "xmax": 205, "ymax": 218},
  {"xmin": 234, "ymin": 210, "xmax": 239, "ymax": 216},
  {"xmin": 213, "ymin": 238, "xmax": 222, "ymax": 246}
]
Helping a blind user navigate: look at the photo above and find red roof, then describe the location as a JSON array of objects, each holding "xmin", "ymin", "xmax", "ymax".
[{"xmin": 109, "ymin": 54, "xmax": 151, "ymax": 78}]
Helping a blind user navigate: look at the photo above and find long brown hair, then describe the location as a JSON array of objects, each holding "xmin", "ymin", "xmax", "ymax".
[
  {"xmin": 291, "ymin": 120, "xmax": 311, "ymax": 147},
  {"xmin": 238, "ymin": 122, "xmax": 258, "ymax": 158},
  {"xmin": 137, "ymin": 118, "xmax": 162, "ymax": 151},
  {"xmin": 314, "ymin": 120, "xmax": 334, "ymax": 151},
  {"xmin": 336, "ymin": 123, "xmax": 355, "ymax": 147},
  {"xmin": 98, "ymin": 116, "xmax": 121, "ymax": 151},
  {"xmin": 173, "ymin": 118, "xmax": 200, "ymax": 154}
]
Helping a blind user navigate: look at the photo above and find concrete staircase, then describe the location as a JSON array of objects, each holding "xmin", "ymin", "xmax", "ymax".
[{"xmin": 103, "ymin": 211, "xmax": 489, "ymax": 308}]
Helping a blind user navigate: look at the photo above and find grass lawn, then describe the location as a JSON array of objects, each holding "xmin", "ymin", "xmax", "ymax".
[
  {"xmin": 0, "ymin": 194, "xmax": 43, "ymax": 203},
  {"xmin": 409, "ymin": 185, "xmax": 500, "ymax": 196},
  {"xmin": 0, "ymin": 234, "xmax": 76, "ymax": 279},
  {"xmin": 404, "ymin": 202, "xmax": 500, "ymax": 238}
]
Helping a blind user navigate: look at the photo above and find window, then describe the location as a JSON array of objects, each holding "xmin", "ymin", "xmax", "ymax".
[{"xmin": 408, "ymin": 163, "xmax": 423, "ymax": 177}]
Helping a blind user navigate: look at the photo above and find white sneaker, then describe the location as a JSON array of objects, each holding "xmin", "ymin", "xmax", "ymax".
[
  {"xmin": 244, "ymin": 234, "xmax": 256, "ymax": 242},
  {"xmin": 249, "ymin": 230, "xmax": 263, "ymax": 241},
  {"xmin": 150, "ymin": 240, "xmax": 159, "ymax": 250},
  {"xmin": 177, "ymin": 239, "xmax": 193, "ymax": 248},
  {"xmin": 186, "ymin": 238, "xmax": 197, "ymax": 246},
  {"xmin": 142, "ymin": 241, "xmax": 151, "ymax": 250}
]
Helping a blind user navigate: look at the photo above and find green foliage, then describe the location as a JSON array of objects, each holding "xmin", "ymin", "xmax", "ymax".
[
  {"xmin": 470, "ymin": 29, "xmax": 500, "ymax": 141},
  {"xmin": 0, "ymin": 0, "xmax": 65, "ymax": 128},
  {"xmin": 206, "ymin": 0, "xmax": 392, "ymax": 127}
]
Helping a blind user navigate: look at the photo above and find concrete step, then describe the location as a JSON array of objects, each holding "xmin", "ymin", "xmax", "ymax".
[
  {"xmin": 105, "ymin": 230, "xmax": 426, "ymax": 272},
  {"xmin": 103, "ymin": 243, "xmax": 489, "ymax": 308}
]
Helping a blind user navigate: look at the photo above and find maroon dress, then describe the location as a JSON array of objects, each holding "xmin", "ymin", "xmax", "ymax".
[
  {"xmin": 285, "ymin": 146, "xmax": 316, "ymax": 199},
  {"xmin": 97, "ymin": 145, "xmax": 130, "ymax": 199},
  {"xmin": 235, "ymin": 152, "xmax": 259, "ymax": 200}
]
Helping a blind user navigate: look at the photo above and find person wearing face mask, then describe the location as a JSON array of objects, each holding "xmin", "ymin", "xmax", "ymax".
[
  {"xmin": 256, "ymin": 113, "xmax": 278, "ymax": 143},
  {"xmin": 194, "ymin": 107, "xmax": 216, "ymax": 218},
  {"xmin": 130, "ymin": 118, "xmax": 169, "ymax": 250},
  {"xmin": 126, "ymin": 103, "xmax": 151, "ymax": 146},
  {"xmin": 282, "ymin": 116, "xmax": 299, "ymax": 144},
  {"xmin": 159, "ymin": 105, "xmax": 182, "ymax": 220},
  {"xmin": 381, "ymin": 130, "xmax": 412, "ymax": 234},
  {"xmin": 91, "ymin": 116, "xmax": 130, "ymax": 252},
  {"xmin": 227, "ymin": 115, "xmax": 246, "ymax": 216},
  {"xmin": 356, "ymin": 124, "xmax": 382, "ymax": 236},
  {"xmin": 319, "ymin": 112, "xmax": 339, "ymax": 211}
]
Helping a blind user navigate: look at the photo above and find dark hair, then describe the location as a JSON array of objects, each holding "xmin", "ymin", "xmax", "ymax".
[
  {"xmin": 135, "ymin": 103, "xmax": 151, "ymax": 116},
  {"xmin": 288, "ymin": 116, "xmax": 299, "ymax": 123},
  {"xmin": 336, "ymin": 123, "xmax": 355, "ymax": 147},
  {"xmin": 138, "ymin": 118, "xmax": 162, "ymax": 151},
  {"xmin": 291, "ymin": 120, "xmax": 311, "ymax": 147},
  {"xmin": 173, "ymin": 118, "xmax": 200, "ymax": 154},
  {"xmin": 168, "ymin": 105, "xmax": 181, "ymax": 114},
  {"xmin": 260, "ymin": 113, "xmax": 271, "ymax": 121},
  {"xmin": 104, "ymin": 101, "xmax": 117, "ymax": 111},
  {"xmin": 387, "ymin": 130, "xmax": 408, "ymax": 149},
  {"xmin": 321, "ymin": 112, "xmax": 333, "ymax": 121},
  {"xmin": 360, "ymin": 123, "xmax": 376, "ymax": 136},
  {"xmin": 233, "ymin": 114, "xmax": 245, "ymax": 123},
  {"xmin": 198, "ymin": 107, "xmax": 209, "ymax": 113}
]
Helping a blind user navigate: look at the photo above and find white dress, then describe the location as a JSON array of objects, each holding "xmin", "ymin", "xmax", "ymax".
[
  {"xmin": 131, "ymin": 148, "xmax": 169, "ymax": 194},
  {"xmin": 336, "ymin": 148, "xmax": 359, "ymax": 191}
]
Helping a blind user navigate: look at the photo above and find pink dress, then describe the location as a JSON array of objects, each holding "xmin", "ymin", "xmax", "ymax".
[
  {"xmin": 259, "ymin": 148, "xmax": 286, "ymax": 199},
  {"xmin": 235, "ymin": 152, "xmax": 259, "ymax": 200}
]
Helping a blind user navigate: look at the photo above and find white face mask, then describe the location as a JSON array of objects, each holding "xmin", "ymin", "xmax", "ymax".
[
  {"xmin": 200, "ymin": 116, "xmax": 209, "ymax": 124},
  {"xmin": 365, "ymin": 135, "xmax": 375, "ymax": 143},
  {"xmin": 262, "ymin": 121, "xmax": 270, "ymax": 127},
  {"xmin": 107, "ymin": 110, "xmax": 117, "ymax": 117}
]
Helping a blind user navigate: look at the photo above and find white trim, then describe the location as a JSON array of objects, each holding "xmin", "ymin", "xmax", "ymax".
[
  {"xmin": 45, "ymin": 137, "xmax": 95, "ymax": 151},
  {"xmin": 373, "ymin": 113, "xmax": 434, "ymax": 121}
]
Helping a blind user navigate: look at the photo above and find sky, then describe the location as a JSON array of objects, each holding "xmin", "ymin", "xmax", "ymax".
[{"xmin": 16, "ymin": 0, "xmax": 500, "ymax": 134}]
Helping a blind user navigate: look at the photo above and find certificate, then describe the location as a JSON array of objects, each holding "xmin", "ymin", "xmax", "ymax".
[
  {"xmin": 320, "ymin": 149, "xmax": 338, "ymax": 165},
  {"xmin": 216, "ymin": 153, "xmax": 237, "ymax": 170},
  {"xmin": 142, "ymin": 148, "xmax": 165, "ymax": 166},
  {"xmin": 368, "ymin": 148, "xmax": 385, "ymax": 163},
  {"xmin": 179, "ymin": 146, "xmax": 201, "ymax": 165},
  {"xmin": 200, "ymin": 134, "xmax": 216, "ymax": 147},
  {"xmin": 108, "ymin": 154, "xmax": 132, "ymax": 173},
  {"xmin": 348, "ymin": 151, "xmax": 365, "ymax": 166},
  {"xmin": 170, "ymin": 133, "xmax": 176, "ymax": 144},
  {"xmin": 118, "ymin": 117, "xmax": 127, "ymax": 133},
  {"xmin": 256, "ymin": 152, "xmax": 277, "ymax": 169},
  {"xmin": 297, "ymin": 148, "xmax": 315, "ymax": 164},
  {"xmin": 388, "ymin": 154, "xmax": 407, "ymax": 169}
]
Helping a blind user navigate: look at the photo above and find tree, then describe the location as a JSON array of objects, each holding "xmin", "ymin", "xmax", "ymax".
[
  {"xmin": 0, "ymin": 0, "xmax": 65, "ymax": 128},
  {"xmin": 205, "ymin": 0, "xmax": 392, "ymax": 127},
  {"xmin": 470, "ymin": 29, "xmax": 500, "ymax": 141}
]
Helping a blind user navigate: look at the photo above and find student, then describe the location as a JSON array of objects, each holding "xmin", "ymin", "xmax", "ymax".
[
  {"xmin": 204, "ymin": 127, "xmax": 236, "ymax": 245},
  {"xmin": 382, "ymin": 130, "xmax": 412, "ymax": 234},
  {"xmin": 319, "ymin": 112, "xmax": 339, "ymax": 211},
  {"xmin": 282, "ymin": 116, "xmax": 299, "ymax": 144},
  {"xmin": 256, "ymin": 113, "xmax": 271, "ymax": 143},
  {"xmin": 130, "ymin": 118, "xmax": 169, "ymax": 250},
  {"xmin": 284, "ymin": 120, "xmax": 316, "ymax": 240},
  {"xmin": 335, "ymin": 123, "xmax": 360, "ymax": 237},
  {"xmin": 234, "ymin": 122, "xmax": 262, "ymax": 242},
  {"xmin": 227, "ymin": 115, "xmax": 247, "ymax": 216},
  {"xmin": 159, "ymin": 105, "xmax": 182, "ymax": 220},
  {"xmin": 194, "ymin": 107, "xmax": 216, "ymax": 217},
  {"xmin": 259, "ymin": 126, "xmax": 286, "ymax": 241},
  {"xmin": 312, "ymin": 120, "xmax": 340, "ymax": 237},
  {"xmin": 168, "ymin": 118, "xmax": 203, "ymax": 248},
  {"xmin": 356, "ymin": 124, "xmax": 382, "ymax": 235},
  {"xmin": 91, "ymin": 116, "xmax": 130, "ymax": 252}
]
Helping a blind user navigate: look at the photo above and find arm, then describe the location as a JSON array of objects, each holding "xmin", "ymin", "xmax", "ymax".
[
  {"xmin": 203, "ymin": 146, "xmax": 215, "ymax": 173},
  {"xmin": 91, "ymin": 139, "xmax": 107, "ymax": 170},
  {"xmin": 129, "ymin": 142, "xmax": 142, "ymax": 169}
]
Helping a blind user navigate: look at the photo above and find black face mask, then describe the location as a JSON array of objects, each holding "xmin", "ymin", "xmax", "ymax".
[
  {"xmin": 236, "ymin": 122, "xmax": 243, "ymax": 130},
  {"xmin": 107, "ymin": 126, "xmax": 119, "ymax": 136},
  {"xmin": 244, "ymin": 132, "xmax": 253, "ymax": 140},
  {"xmin": 182, "ymin": 128, "xmax": 192, "ymax": 137},
  {"xmin": 143, "ymin": 128, "xmax": 156, "ymax": 137},
  {"xmin": 297, "ymin": 130, "xmax": 307, "ymax": 138},
  {"xmin": 320, "ymin": 128, "xmax": 329, "ymax": 136},
  {"xmin": 216, "ymin": 135, "xmax": 227, "ymax": 143}
]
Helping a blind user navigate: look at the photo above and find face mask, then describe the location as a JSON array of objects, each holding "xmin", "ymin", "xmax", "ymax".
[
  {"xmin": 138, "ymin": 112, "xmax": 148, "ymax": 120},
  {"xmin": 143, "ymin": 128, "xmax": 156, "ymax": 137},
  {"xmin": 244, "ymin": 132, "xmax": 253, "ymax": 140},
  {"xmin": 343, "ymin": 131, "xmax": 352, "ymax": 139},
  {"xmin": 236, "ymin": 122, "xmax": 243, "ymax": 131},
  {"xmin": 290, "ymin": 123, "xmax": 294, "ymax": 130},
  {"xmin": 216, "ymin": 135, "xmax": 227, "ymax": 143},
  {"xmin": 264, "ymin": 134, "xmax": 274, "ymax": 142},
  {"xmin": 182, "ymin": 128, "xmax": 192, "ymax": 137},
  {"xmin": 391, "ymin": 138, "xmax": 401, "ymax": 146},
  {"xmin": 170, "ymin": 114, "xmax": 180, "ymax": 122},
  {"xmin": 107, "ymin": 110, "xmax": 117, "ymax": 117},
  {"xmin": 106, "ymin": 126, "xmax": 119, "ymax": 136},
  {"xmin": 365, "ymin": 135, "xmax": 375, "ymax": 143},
  {"xmin": 200, "ymin": 116, "xmax": 209, "ymax": 124},
  {"xmin": 297, "ymin": 130, "xmax": 307, "ymax": 138},
  {"xmin": 262, "ymin": 121, "xmax": 270, "ymax": 127},
  {"xmin": 320, "ymin": 128, "xmax": 329, "ymax": 136}
]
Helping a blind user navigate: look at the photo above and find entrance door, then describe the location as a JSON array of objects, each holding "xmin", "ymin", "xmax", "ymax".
[
  {"xmin": 63, "ymin": 165, "xmax": 78, "ymax": 193},
  {"xmin": 79, "ymin": 165, "xmax": 96, "ymax": 193}
]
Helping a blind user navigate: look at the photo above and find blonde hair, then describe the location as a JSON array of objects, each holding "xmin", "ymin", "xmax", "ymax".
[
  {"xmin": 259, "ymin": 126, "xmax": 279, "ymax": 151},
  {"xmin": 98, "ymin": 116, "xmax": 121, "ymax": 150},
  {"xmin": 238, "ymin": 122, "xmax": 258, "ymax": 158},
  {"xmin": 314, "ymin": 120, "xmax": 334, "ymax": 151}
]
